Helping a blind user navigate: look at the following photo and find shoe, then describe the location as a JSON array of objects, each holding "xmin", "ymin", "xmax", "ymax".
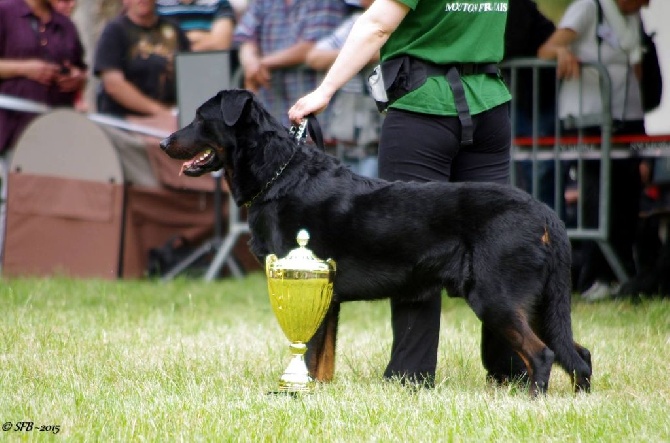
[{"xmin": 581, "ymin": 280, "xmax": 616, "ymax": 302}]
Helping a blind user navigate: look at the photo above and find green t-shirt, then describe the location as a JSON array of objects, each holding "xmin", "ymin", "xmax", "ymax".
[{"xmin": 382, "ymin": 0, "xmax": 511, "ymax": 116}]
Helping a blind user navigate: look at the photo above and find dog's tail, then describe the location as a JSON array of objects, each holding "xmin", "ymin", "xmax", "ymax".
[{"xmin": 541, "ymin": 215, "xmax": 592, "ymax": 392}]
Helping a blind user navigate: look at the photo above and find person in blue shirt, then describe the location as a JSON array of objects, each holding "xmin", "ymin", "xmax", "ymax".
[{"xmin": 156, "ymin": 0, "xmax": 235, "ymax": 51}]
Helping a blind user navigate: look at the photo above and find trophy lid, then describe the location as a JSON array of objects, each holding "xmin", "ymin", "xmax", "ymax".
[{"xmin": 266, "ymin": 229, "xmax": 335, "ymax": 275}]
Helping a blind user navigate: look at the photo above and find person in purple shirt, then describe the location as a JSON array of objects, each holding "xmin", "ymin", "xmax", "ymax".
[{"xmin": 0, "ymin": 0, "xmax": 87, "ymax": 156}]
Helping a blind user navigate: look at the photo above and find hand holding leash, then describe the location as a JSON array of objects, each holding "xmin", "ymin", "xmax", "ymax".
[
  {"xmin": 288, "ymin": 87, "xmax": 333, "ymax": 125},
  {"xmin": 289, "ymin": 114, "xmax": 325, "ymax": 151}
]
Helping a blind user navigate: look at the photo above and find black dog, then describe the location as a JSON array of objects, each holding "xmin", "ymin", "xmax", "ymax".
[{"xmin": 160, "ymin": 89, "xmax": 592, "ymax": 396}]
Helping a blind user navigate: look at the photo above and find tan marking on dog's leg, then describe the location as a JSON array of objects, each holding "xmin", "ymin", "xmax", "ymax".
[
  {"xmin": 314, "ymin": 317, "xmax": 336, "ymax": 382},
  {"xmin": 503, "ymin": 310, "xmax": 554, "ymax": 396}
]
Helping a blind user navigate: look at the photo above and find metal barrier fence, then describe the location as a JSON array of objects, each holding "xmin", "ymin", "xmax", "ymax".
[{"xmin": 502, "ymin": 57, "xmax": 630, "ymax": 282}]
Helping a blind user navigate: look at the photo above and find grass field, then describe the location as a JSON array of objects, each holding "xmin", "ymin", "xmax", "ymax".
[{"xmin": 1, "ymin": 273, "xmax": 669, "ymax": 442}]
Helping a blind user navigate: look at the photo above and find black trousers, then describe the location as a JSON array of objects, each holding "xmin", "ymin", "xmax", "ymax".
[{"xmin": 378, "ymin": 103, "xmax": 512, "ymax": 385}]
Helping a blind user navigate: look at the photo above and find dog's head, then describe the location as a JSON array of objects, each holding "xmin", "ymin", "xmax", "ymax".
[{"xmin": 159, "ymin": 89, "xmax": 257, "ymax": 177}]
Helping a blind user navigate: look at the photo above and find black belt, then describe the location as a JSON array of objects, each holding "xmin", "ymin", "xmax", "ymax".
[{"xmin": 423, "ymin": 62, "xmax": 499, "ymax": 146}]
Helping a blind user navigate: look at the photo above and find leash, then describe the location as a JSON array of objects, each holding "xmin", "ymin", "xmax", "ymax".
[
  {"xmin": 242, "ymin": 148, "xmax": 298, "ymax": 208},
  {"xmin": 289, "ymin": 114, "xmax": 325, "ymax": 151},
  {"xmin": 289, "ymin": 118, "xmax": 308, "ymax": 142}
]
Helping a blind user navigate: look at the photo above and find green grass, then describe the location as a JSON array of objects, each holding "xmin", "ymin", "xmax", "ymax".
[{"xmin": 1, "ymin": 273, "xmax": 669, "ymax": 442}]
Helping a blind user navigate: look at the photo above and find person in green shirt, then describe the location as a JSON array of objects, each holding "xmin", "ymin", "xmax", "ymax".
[{"xmin": 289, "ymin": 0, "xmax": 516, "ymax": 388}]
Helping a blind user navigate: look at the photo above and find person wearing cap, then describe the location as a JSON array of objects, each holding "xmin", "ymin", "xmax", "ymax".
[{"xmin": 289, "ymin": 0, "xmax": 512, "ymax": 388}]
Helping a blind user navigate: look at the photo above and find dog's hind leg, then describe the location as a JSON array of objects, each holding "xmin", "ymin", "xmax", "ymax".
[
  {"xmin": 570, "ymin": 341, "xmax": 592, "ymax": 393},
  {"xmin": 481, "ymin": 310, "xmax": 555, "ymax": 397},
  {"xmin": 545, "ymin": 339, "xmax": 591, "ymax": 393},
  {"xmin": 539, "ymin": 279, "xmax": 593, "ymax": 393},
  {"xmin": 481, "ymin": 325, "xmax": 529, "ymax": 385},
  {"xmin": 306, "ymin": 301, "xmax": 340, "ymax": 382},
  {"xmin": 574, "ymin": 342, "xmax": 591, "ymax": 369},
  {"xmin": 540, "ymin": 223, "xmax": 593, "ymax": 393}
]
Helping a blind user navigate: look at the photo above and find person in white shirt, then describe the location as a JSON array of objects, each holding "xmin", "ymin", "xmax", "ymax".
[{"xmin": 539, "ymin": 0, "xmax": 648, "ymax": 130}]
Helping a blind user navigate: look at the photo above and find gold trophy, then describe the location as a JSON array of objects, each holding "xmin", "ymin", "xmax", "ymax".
[{"xmin": 265, "ymin": 229, "xmax": 336, "ymax": 393}]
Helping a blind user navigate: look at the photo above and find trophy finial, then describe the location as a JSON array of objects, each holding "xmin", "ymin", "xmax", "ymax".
[{"xmin": 296, "ymin": 229, "xmax": 310, "ymax": 247}]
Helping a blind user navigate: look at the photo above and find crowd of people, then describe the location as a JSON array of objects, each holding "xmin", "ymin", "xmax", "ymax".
[{"xmin": 0, "ymin": 0, "xmax": 665, "ymax": 339}]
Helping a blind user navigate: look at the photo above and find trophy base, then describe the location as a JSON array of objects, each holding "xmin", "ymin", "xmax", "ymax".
[
  {"xmin": 278, "ymin": 376, "xmax": 314, "ymax": 393},
  {"xmin": 266, "ymin": 390, "xmax": 301, "ymax": 397},
  {"xmin": 273, "ymin": 345, "xmax": 315, "ymax": 394}
]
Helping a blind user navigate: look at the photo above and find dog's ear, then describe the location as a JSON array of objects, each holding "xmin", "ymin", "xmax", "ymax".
[{"xmin": 221, "ymin": 90, "xmax": 253, "ymax": 126}]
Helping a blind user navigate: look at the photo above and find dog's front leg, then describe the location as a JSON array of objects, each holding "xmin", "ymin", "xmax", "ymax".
[{"xmin": 306, "ymin": 301, "xmax": 340, "ymax": 382}]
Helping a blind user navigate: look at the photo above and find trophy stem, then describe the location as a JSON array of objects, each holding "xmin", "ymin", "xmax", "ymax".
[{"xmin": 278, "ymin": 342, "xmax": 314, "ymax": 393}]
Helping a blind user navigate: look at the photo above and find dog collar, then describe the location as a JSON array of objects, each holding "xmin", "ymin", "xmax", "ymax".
[{"xmin": 243, "ymin": 148, "xmax": 298, "ymax": 208}]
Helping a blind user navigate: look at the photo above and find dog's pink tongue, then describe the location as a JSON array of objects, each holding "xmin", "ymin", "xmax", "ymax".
[{"xmin": 179, "ymin": 161, "xmax": 191, "ymax": 176}]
